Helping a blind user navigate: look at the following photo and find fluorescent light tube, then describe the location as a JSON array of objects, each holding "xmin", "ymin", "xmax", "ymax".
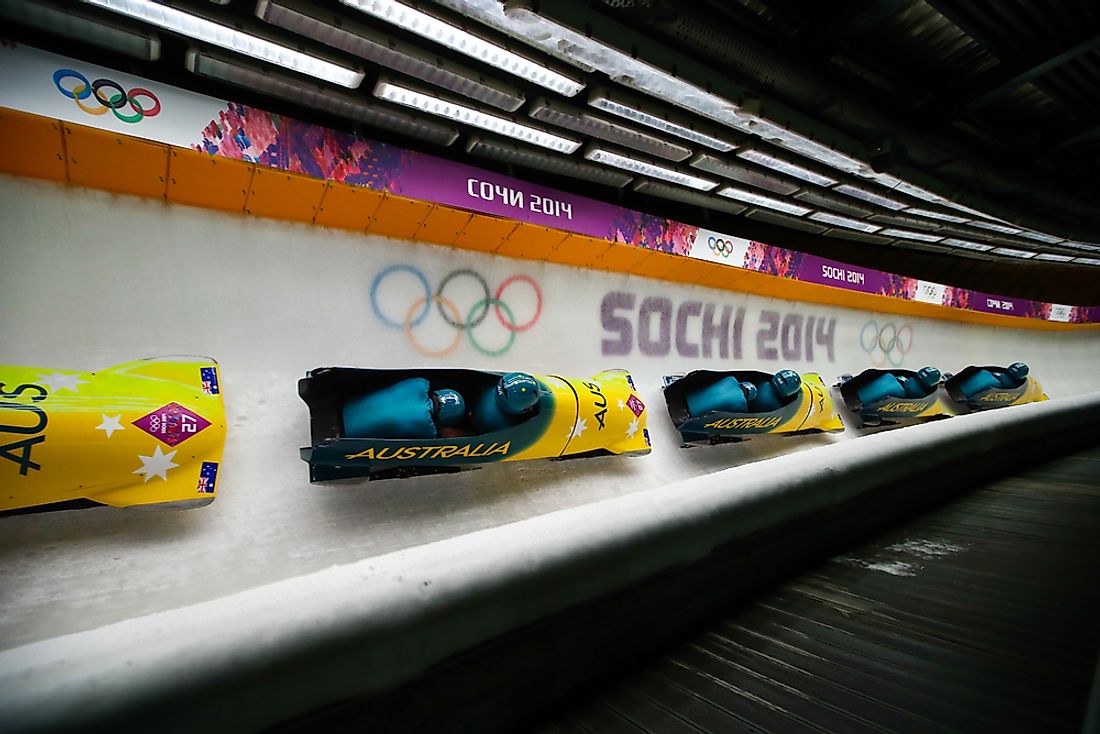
[
  {"xmin": 187, "ymin": 49, "xmax": 458, "ymax": 145},
  {"xmin": 340, "ymin": 0, "xmax": 582, "ymax": 96},
  {"xmin": 80, "ymin": 0, "xmax": 363, "ymax": 87},
  {"xmin": 1016, "ymin": 230, "xmax": 1064, "ymax": 244},
  {"xmin": 466, "ymin": 137, "xmax": 631, "ymax": 188},
  {"xmin": 1033, "ymin": 253, "xmax": 1074, "ymax": 262},
  {"xmin": 631, "ymin": 180, "xmax": 748, "ymax": 214},
  {"xmin": 736, "ymin": 147, "xmax": 837, "ymax": 187},
  {"xmin": 587, "ymin": 89, "xmax": 737, "ymax": 152},
  {"xmin": 902, "ymin": 207, "xmax": 969, "ymax": 224},
  {"xmin": 691, "ymin": 154, "xmax": 800, "ymax": 195},
  {"xmin": 880, "ymin": 228, "xmax": 942, "ymax": 242},
  {"xmin": 374, "ymin": 80, "xmax": 579, "ymax": 153},
  {"xmin": 585, "ymin": 148, "xmax": 717, "ymax": 190},
  {"xmin": 258, "ymin": 0, "xmax": 524, "ymax": 111},
  {"xmin": 834, "ymin": 183, "xmax": 906, "ymax": 210},
  {"xmin": 1072, "ymin": 257, "xmax": 1100, "ymax": 265},
  {"xmin": 717, "ymin": 186, "xmax": 812, "ymax": 215},
  {"xmin": 968, "ymin": 220, "xmax": 1023, "ymax": 235},
  {"xmin": 1, "ymin": 0, "xmax": 160, "ymax": 59},
  {"xmin": 941, "ymin": 238, "xmax": 994, "ymax": 252},
  {"xmin": 808, "ymin": 211, "xmax": 881, "ymax": 232},
  {"xmin": 529, "ymin": 99, "xmax": 691, "ymax": 162},
  {"xmin": 990, "ymin": 247, "xmax": 1037, "ymax": 259}
]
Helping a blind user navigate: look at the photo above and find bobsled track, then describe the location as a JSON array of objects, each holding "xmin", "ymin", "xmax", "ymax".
[{"xmin": 2, "ymin": 175, "xmax": 1100, "ymax": 732}]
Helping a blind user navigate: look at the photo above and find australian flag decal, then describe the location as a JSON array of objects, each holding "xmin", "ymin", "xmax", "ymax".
[
  {"xmin": 197, "ymin": 461, "xmax": 219, "ymax": 494},
  {"xmin": 200, "ymin": 366, "xmax": 220, "ymax": 395}
]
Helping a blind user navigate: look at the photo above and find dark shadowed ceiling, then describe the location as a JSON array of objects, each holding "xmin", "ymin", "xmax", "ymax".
[{"xmin": 4, "ymin": 0, "xmax": 1098, "ymax": 303}]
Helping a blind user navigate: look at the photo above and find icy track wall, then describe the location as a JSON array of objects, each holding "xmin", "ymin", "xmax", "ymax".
[{"xmin": 1, "ymin": 174, "xmax": 1099, "ymax": 650}]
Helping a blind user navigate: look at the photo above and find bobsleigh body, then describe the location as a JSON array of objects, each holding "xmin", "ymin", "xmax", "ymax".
[
  {"xmin": 1, "ymin": 357, "xmax": 226, "ymax": 514},
  {"xmin": 836, "ymin": 369, "xmax": 953, "ymax": 428},
  {"xmin": 945, "ymin": 366, "xmax": 1048, "ymax": 412},
  {"xmin": 299, "ymin": 367, "xmax": 650, "ymax": 481},
  {"xmin": 662, "ymin": 370, "xmax": 844, "ymax": 445}
]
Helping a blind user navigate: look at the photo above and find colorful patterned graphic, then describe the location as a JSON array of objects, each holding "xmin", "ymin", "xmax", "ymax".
[
  {"xmin": 132, "ymin": 402, "xmax": 211, "ymax": 447},
  {"xmin": 745, "ymin": 240, "xmax": 804, "ymax": 278},
  {"xmin": 609, "ymin": 210, "xmax": 696, "ymax": 255},
  {"xmin": 860, "ymin": 321, "xmax": 914, "ymax": 367},
  {"xmin": 369, "ymin": 265, "xmax": 542, "ymax": 357},
  {"xmin": 195, "ymin": 103, "xmax": 413, "ymax": 191},
  {"xmin": 52, "ymin": 69, "xmax": 160, "ymax": 123},
  {"xmin": 879, "ymin": 274, "xmax": 918, "ymax": 300}
]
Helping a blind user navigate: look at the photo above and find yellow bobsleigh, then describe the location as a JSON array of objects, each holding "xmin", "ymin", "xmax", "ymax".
[{"xmin": 1, "ymin": 357, "xmax": 226, "ymax": 514}]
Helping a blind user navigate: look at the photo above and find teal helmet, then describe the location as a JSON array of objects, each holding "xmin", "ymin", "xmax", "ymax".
[
  {"xmin": 1006, "ymin": 362, "xmax": 1029, "ymax": 382},
  {"xmin": 739, "ymin": 380, "xmax": 758, "ymax": 402},
  {"xmin": 432, "ymin": 389, "xmax": 465, "ymax": 427},
  {"xmin": 772, "ymin": 369, "xmax": 802, "ymax": 399},
  {"xmin": 496, "ymin": 372, "xmax": 539, "ymax": 415},
  {"xmin": 916, "ymin": 366, "xmax": 941, "ymax": 390}
]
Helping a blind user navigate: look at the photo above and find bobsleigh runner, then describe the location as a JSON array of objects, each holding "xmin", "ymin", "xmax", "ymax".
[
  {"xmin": 1, "ymin": 357, "xmax": 226, "ymax": 514},
  {"xmin": 835, "ymin": 366, "xmax": 953, "ymax": 428},
  {"xmin": 944, "ymin": 362, "xmax": 1047, "ymax": 412},
  {"xmin": 298, "ymin": 367, "xmax": 651, "ymax": 481},
  {"xmin": 661, "ymin": 369, "xmax": 844, "ymax": 446}
]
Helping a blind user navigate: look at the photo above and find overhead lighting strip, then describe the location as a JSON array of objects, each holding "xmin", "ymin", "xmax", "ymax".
[
  {"xmin": 1033, "ymin": 253, "xmax": 1074, "ymax": 262},
  {"xmin": 808, "ymin": 211, "xmax": 881, "ymax": 233},
  {"xmin": 584, "ymin": 148, "xmax": 718, "ymax": 191},
  {"xmin": 833, "ymin": 184, "xmax": 906, "ymax": 210},
  {"xmin": 1072, "ymin": 257, "xmax": 1100, "ymax": 266},
  {"xmin": 990, "ymin": 247, "xmax": 1037, "ymax": 259},
  {"xmin": 466, "ymin": 137, "xmax": 631, "ymax": 188},
  {"xmin": 79, "ymin": 0, "xmax": 364, "ymax": 87},
  {"xmin": 1016, "ymin": 230, "xmax": 1065, "ymax": 244},
  {"xmin": 374, "ymin": 80, "xmax": 580, "ymax": 153},
  {"xmin": 187, "ymin": 49, "xmax": 459, "ymax": 146},
  {"xmin": 736, "ymin": 148, "xmax": 837, "ymax": 187},
  {"xmin": 902, "ymin": 207, "xmax": 969, "ymax": 224},
  {"xmin": 257, "ymin": 0, "xmax": 524, "ymax": 111},
  {"xmin": 632, "ymin": 180, "xmax": 748, "ymax": 215},
  {"xmin": 717, "ymin": 186, "xmax": 812, "ymax": 216},
  {"xmin": 690, "ymin": 154, "xmax": 800, "ymax": 195},
  {"xmin": 450, "ymin": 0, "xmax": 1083, "ymax": 254},
  {"xmin": 941, "ymin": 238, "xmax": 994, "ymax": 252},
  {"xmin": 339, "ymin": 0, "xmax": 583, "ymax": 96},
  {"xmin": 880, "ymin": 228, "xmax": 943, "ymax": 242},
  {"xmin": 528, "ymin": 99, "xmax": 691, "ymax": 162},
  {"xmin": 588, "ymin": 90, "xmax": 737, "ymax": 152},
  {"xmin": 968, "ymin": 220, "xmax": 1023, "ymax": 235},
  {"xmin": 1, "ymin": 0, "xmax": 160, "ymax": 59}
]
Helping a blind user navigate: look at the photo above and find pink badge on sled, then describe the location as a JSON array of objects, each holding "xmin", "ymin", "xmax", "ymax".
[
  {"xmin": 627, "ymin": 394, "xmax": 645, "ymax": 417},
  {"xmin": 133, "ymin": 402, "xmax": 211, "ymax": 446}
]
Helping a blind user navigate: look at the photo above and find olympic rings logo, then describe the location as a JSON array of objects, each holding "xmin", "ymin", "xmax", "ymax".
[
  {"xmin": 52, "ymin": 69, "xmax": 161, "ymax": 124},
  {"xmin": 370, "ymin": 265, "xmax": 542, "ymax": 357},
  {"xmin": 707, "ymin": 236, "xmax": 736, "ymax": 258},
  {"xmin": 859, "ymin": 321, "xmax": 913, "ymax": 367}
]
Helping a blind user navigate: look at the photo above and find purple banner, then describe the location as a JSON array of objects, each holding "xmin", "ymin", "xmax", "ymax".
[
  {"xmin": 969, "ymin": 293, "xmax": 1031, "ymax": 317},
  {"xmin": 396, "ymin": 155, "xmax": 622, "ymax": 238},
  {"xmin": 798, "ymin": 255, "xmax": 890, "ymax": 295}
]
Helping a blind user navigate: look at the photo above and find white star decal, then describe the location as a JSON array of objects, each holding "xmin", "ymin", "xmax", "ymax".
[
  {"xmin": 37, "ymin": 371, "xmax": 88, "ymax": 393},
  {"xmin": 568, "ymin": 417, "xmax": 588, "ymax": 439},
  {"xmin": 626, "ymin": 418, "xmax": 640, "ymax": 439},
  {"xmin": 617, "ymin": 399, "xmax": 625, "ymax": 411},
  {"xmin": 96, "ymin": 414, "xmax": 125, "ymax": 439},
  {"xmin": 133, "ymin": 445, "xmax": 179, "ymax": 483}
]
